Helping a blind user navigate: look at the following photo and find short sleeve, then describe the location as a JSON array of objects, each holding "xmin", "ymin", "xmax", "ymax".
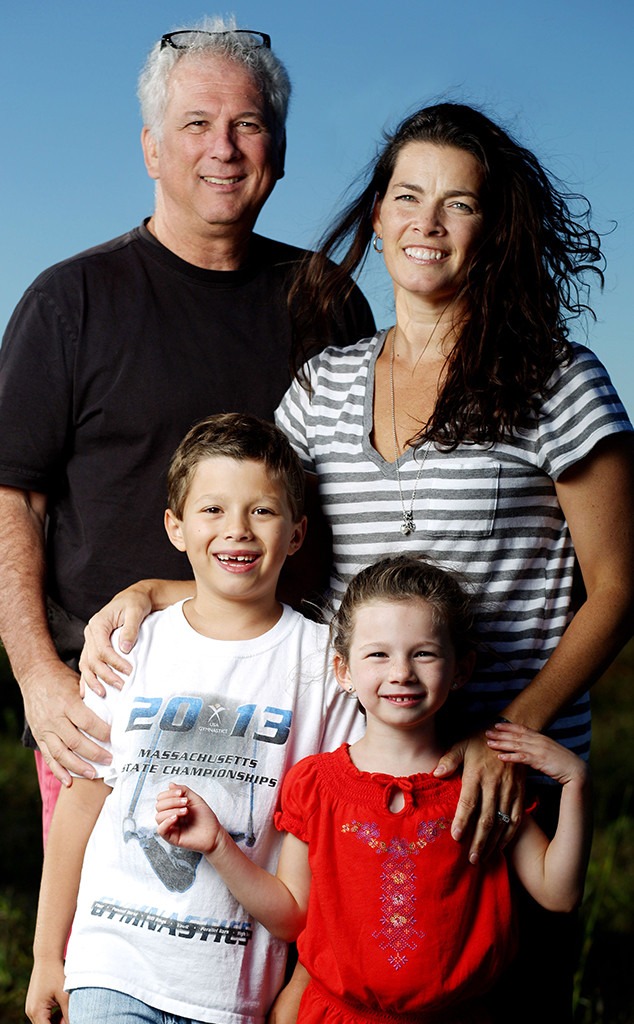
[
  {"xmin": 73, "ymin": 627, "xmax": 132, "ymax": 784},
  {"xmin": 274, "ymin": 754, "xmax": 323, "ymax": 841},
  {"xmin": 74, "ymin": 683, "xmax": 117, "ymax": 784},
  {"xmin": 275, "ymin": 373, "xmax": 316, "ymax": 472},
  {"xmin": 0, "ymin": 287, "xmax": 74, "ymax": 492},
  {"xmin": 534, "ymin": 345, "xmax": 632, "ymax": 480}
]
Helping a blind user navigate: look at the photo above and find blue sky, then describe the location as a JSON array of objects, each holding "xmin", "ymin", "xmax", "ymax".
[{"xmin": 2, "ymin": 0, "xmax": 632, "ymax": 413}]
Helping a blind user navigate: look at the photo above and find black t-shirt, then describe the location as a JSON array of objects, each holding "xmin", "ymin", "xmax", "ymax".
[{"xmin": 0, "ymin": 223, "xmax": 375, "ymax": 619}]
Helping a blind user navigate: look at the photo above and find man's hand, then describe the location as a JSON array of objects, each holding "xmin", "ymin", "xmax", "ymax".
[
  {"xmin": 80, "ymin": 578, "xmax": 193, "ymax": 694},
  {"xmin": 20, "ymin": 658, "xmax": 111, "ymax": 786},
  {"xmin": 434, "ymin": 731, "xmax": 525, "ymax": 863},
  {"xmin": 79, "ymin": 588, "xmax": 153, "ymax": 694}
]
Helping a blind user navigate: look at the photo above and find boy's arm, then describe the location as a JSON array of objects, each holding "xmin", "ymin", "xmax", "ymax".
[
  {"xmin": 487, "ymin": 723, "xmax": 592, "ymax": 912},
  {"xmin": 267, "ymin": 960, "xmax": 310, "ymax": 1024},
  {"xmin": 26, "ymin": 779, "xmax": 109, "ymax": 1024},
  {"xmin": 156, "ymin": 784, "xmax": 310, "ymax": 942}
]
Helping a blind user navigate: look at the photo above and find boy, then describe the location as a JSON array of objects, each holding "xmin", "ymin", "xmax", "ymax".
[{"xmin": 26, "ymin": 414, "xmax": 361, "ymax": 1024}]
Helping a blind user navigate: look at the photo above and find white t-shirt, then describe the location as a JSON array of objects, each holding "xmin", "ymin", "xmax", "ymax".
[
  {"xmin": 276, "ymin": 332, "xmax": 632, "ymax": 760},
  {"xmin": 64, "ymin": 602, "xmax": 361, "ymax": 1024}
]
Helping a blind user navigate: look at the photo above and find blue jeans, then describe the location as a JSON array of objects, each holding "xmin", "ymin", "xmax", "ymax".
[{"xmin": 69, "ymin": 987, "xmax": 210, "ymax": 1024}]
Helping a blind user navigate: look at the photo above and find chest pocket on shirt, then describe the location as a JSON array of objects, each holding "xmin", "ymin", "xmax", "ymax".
[{"xmin": 421, "ymin": 457, "xmax": 500, "ymax": 538}]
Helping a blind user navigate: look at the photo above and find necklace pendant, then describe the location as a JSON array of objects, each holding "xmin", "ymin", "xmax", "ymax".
[{"xmin": 400, "ymin": 512, "xmax": 416, "ymax": 536}]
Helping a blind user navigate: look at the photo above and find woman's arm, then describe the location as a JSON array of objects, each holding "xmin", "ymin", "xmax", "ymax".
[
  {"xmin": 79, "ymin": 579, "xmax": 195, "ymax": 692},
  {"xmin": 502, "ymin": 434, "xmax": 634, "ymax": 727},
  {"xmin": 488, "ymin": 723, "xmax": 592, "ymax": 910},
  {"xmin": 156, "ymin": 784, "xmax": 310, "ymax": 942},
  {"xmin": 435, "ymin": 435, "xmax": 634, "ymax": 862},
  {"xmin": 26, "ymin": 779, "xmax": 109, "ymax": 1023}
]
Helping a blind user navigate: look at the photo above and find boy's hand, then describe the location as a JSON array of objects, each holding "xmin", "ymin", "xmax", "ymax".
[
  {"xmin": 25, "ymin": 956, "xmax": 69, "ymax": 1023},
  {"xmin": 486, "ymin": 722, "xmax": 588, "ymax": 786},
  {"xmin": 156, "ymin": 783, "xmax": 224, "ymax": 856}
]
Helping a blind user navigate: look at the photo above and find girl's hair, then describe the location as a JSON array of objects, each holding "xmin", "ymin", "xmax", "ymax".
[
  {"xmin": 330, "ymin": 554, "xmax": 476, "ymax": 663},
  {"xmin": 290, "ymin": 102, "xmax": 605, "ymax": 445}
]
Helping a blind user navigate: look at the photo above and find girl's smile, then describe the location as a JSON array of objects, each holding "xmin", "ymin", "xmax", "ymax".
[{"xmin": 334, "ymin": 597, "xmax": 472, "ymax": 735}]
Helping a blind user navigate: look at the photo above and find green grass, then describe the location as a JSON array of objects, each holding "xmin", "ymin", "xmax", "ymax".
[{"xmin": 1, "ymin": 644, "xmax": 633, "ymax": 1024}]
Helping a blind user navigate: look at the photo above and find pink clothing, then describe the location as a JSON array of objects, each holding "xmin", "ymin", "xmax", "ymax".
[
  {"xmin": 275, "ymin": 745, "xmax": 515, "ymax": 1023},
  {"xmin": 34, "ymin": 750, "xmax": 62, "ymax": 848}
]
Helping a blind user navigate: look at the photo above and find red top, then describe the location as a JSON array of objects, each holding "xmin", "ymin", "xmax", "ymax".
[{"xmin": 275, "ymin": 744, "xmax": 515, "ymax": 1020}]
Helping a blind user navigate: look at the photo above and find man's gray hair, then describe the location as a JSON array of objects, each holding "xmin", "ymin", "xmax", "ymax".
[{"xmin": 138, "ymin": 14, "xmax": 291, "ymax": 151}]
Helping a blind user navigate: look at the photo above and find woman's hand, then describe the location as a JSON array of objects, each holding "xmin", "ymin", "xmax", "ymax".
[{"xmin": 434, "ymin": 730, "xmax": 525, "ymax": 863}]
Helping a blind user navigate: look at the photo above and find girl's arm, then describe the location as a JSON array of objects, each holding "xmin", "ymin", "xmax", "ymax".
[
  {"xmin": 26, "ymin": 779, "xmax": 109, "ymax": 1024},
  {"xmin": 435, "ymin": 435, "xmax": 634, "ymax": 862},
  {"xmin": 156, "ymin": 784, "xmax": 310, "ymax": 942},
  {"xmin": 486, "ymin": 723, "xmax": 592, "ymax": 911},
  {"xmin": 79, "ymin": 579, "xmax": 195, "ymax": 692}
]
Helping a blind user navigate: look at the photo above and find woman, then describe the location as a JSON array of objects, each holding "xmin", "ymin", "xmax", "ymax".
[
  {"xmin": 83, "ymin": 103, "xmax": 633, "ymax": 1021},
  {"xmin": 270, "ymin": 103, "xmax": 633, "ymax": 1022},
  {"xmin": 275, "ymin": 102, "xmax": 632, "ymax": 836}
]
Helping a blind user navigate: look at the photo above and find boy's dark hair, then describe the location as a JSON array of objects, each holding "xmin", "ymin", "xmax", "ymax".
[{"xmin": 167, "ymin": 413, "xmax": 305, "ymax": 520}]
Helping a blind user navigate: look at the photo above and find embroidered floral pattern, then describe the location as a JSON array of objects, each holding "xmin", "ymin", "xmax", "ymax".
[{"xmin": 342, "ymin": 817, "xmax": 449, "ymax": 970}]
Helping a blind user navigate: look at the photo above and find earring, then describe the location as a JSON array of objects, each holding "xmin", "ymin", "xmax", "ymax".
[
  {"xmin": 347, "ymin": 685, "xmax": 355, "ymax": 693},
  {"xmin": 372, "ymin": 235, "xmax": 383, "ymax": 253}
]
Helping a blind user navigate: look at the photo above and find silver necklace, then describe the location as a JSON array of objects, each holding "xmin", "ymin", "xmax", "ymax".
[{"xmin": 389, "ymin": 326, "xmax": 429, "ymax": 536}]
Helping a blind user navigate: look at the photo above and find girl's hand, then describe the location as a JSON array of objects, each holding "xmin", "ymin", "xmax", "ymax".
[
  {"xmin": 155, "ymin": 783, "xmax": 224, "ymax": 856},
  {"xmin": 486, "ymin": 722, "xmax": 589, "ymax": 786}
]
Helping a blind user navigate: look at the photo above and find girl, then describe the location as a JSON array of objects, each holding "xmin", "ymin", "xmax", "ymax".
[{"xmin": 156, "ymin": 554, "xmax": 592, "ymax": 1024}]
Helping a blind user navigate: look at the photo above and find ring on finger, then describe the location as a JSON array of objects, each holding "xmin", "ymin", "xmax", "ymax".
[{"xmin": 496, "ymin": 810, "xmax": 511, "ymax": 825}]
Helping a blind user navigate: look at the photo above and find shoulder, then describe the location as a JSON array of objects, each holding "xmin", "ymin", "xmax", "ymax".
[
  {"xmin": 281, "ymin": 748, "xmax": 340, "ymax": 804},
  {"xmin": 249, "ymin": 234, "xmax": 312, "ymax": 270},
  {"xmin": 304, "ymin": 331, "xmax": 383, "ymax": 380},
  {"xmin": 112, "ymin": 603, "xmax": 185, "ymax": 664},
  {"xmin": 543, "ymin": 341, "xmax": 632, "ymax": 431},
  {"xmin": 26, "ymin": 227, "xmax": 143, "ymax": 291},
  {"xmin": 546, "ymin": 342, "xmax": 626, "ymax": 400},
  {"xmin": 277, "ymin": 608, "xmax": 332, "ymax": 670},
  {"xmin": 526, "ymin": 342, "xmax": 633, "ymax": 477},
  {"xmin": 284, "ymin": 606, "xmax": 330, "ymax": 641}
]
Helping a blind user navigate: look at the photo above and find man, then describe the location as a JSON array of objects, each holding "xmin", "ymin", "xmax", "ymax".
[{"xmin": 0, "ymin": 18, "xmax": 374, "ymax": 835}]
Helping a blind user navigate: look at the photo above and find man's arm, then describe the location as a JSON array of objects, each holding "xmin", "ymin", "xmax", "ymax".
[{"xmin": 0, "ymin": 486, "xmax": 111, "ymax": 784}]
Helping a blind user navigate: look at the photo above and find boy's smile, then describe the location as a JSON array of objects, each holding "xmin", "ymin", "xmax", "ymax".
[{"xmin": 164, "ymin": 456, "xmax": 306, "ymax": 634}]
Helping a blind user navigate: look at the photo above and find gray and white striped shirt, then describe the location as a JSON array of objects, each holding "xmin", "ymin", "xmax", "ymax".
[{"xmin": 276, "ymin": 330, "xmax": 632, "ymax": 759}]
